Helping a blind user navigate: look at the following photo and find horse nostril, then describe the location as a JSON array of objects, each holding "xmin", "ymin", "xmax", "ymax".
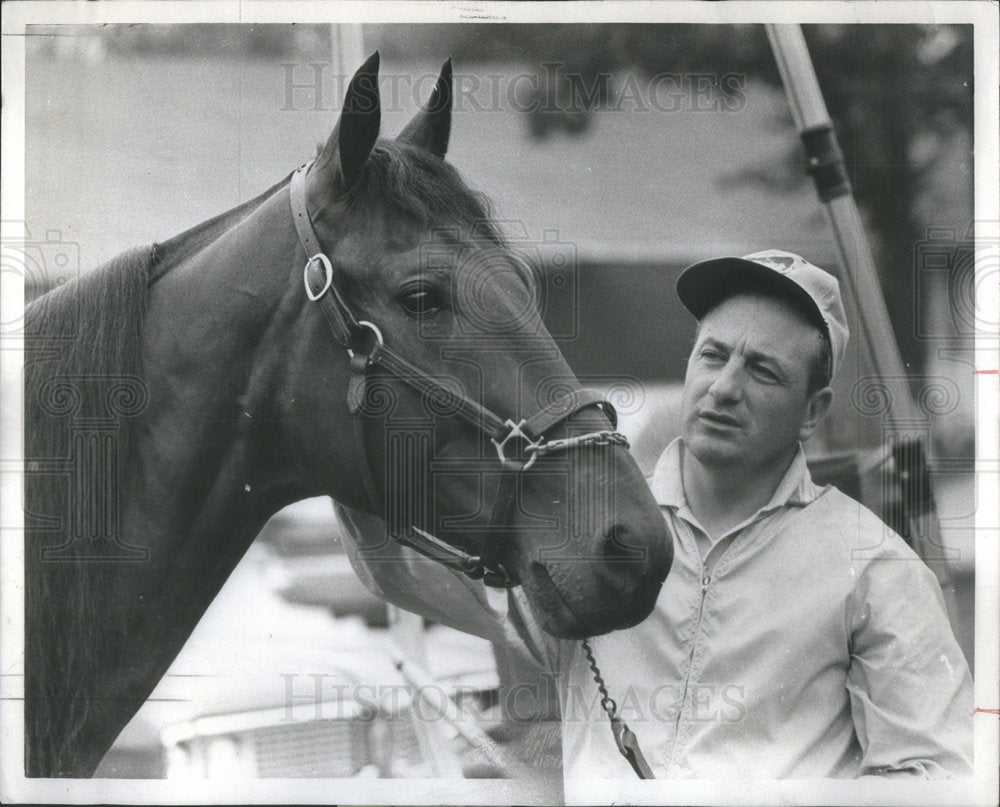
[
  {"xmin": 602, "ymin": 524, "xmax": 645, "ymax": 590},
  {"xmin": 604, "ymin": 524, "xmax": 643, "ymax": 558}
]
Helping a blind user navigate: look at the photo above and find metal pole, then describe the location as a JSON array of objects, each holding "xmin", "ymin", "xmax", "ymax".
[
  {"xmin": 765, "ymin": 25, "xmax": 960, "ymax": 620},
  {"xmin": 391, "ymin": 644, "xmax": 522, "ymax": 778},
  {"xmin": 765, "ymin": 24, "xmax": 921, "ymax": 423},
  {"xmin": 332, "ymin": 24, "xmax": 365, "ymax": 79},
  {"xmin": 387, "ymin": 608, "xmax": 466, "ymax": 777}
]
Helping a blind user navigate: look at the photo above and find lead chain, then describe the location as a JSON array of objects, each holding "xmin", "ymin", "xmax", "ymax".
[
  {"xmin": 581, "ymin": 638, "xmax": 656, "ymax": 779},
  {"xmin": 530, "ymin": 431, "xmax": 629, "ymax": 458},
  {"xmin": 582, "ymin": 637, "xmax": 619, "ymax": 718}
]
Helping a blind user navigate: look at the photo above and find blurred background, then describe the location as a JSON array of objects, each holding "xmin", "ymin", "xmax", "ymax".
[{"xmin": 22, "ymin": 22, "xmax": 976, "ymax": 781}]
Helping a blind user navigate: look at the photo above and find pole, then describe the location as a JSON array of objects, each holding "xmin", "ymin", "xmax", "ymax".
[
  {"xmin": 766, "ymin": 24, "xmax": 920, "ymax": 421},
  {"xmin": 332, "ymin": 24, "xmax": 365, "ymax": 79},
  {"xmin": 391, "ymin": 642, "xmax": 522, "ymax": 778},
  {"xmin": 387, "ymin": 608, "xmax": 466, "ymax": 777},
  {"xmin": 765, "ymin": 24, "xmax": 960, "ymax": 621}
]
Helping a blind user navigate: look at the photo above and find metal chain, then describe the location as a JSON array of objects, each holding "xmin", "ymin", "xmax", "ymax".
[
  {"xmin": 530, "ymin": 431, "xmax": 629, "ymax": 459},
  {"xmin": 582, "ymin": 638, "xmax": 620, "ymax": 720}
]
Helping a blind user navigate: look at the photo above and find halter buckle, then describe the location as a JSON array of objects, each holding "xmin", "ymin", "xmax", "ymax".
[
  {"xmin": 346, "ymin": 320, "xmax": 385, "ymax": 359},
  {"xmin": 303, "ymin": 253, "xmax": 334, "ymax": 301},
  {"xmin": 492, "ymin": 419, "xmax": 544, "ymax": 471}
]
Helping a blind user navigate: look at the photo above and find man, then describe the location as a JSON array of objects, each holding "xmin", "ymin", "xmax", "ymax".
[{"xmin": 340, "ymin": 250, "xmax": 973, "ymax": 780}]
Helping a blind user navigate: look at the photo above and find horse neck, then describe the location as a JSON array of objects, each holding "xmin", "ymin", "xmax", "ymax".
[{"xmin": 139, "ymin": 187, "xmax": 310, "ymax": 545}]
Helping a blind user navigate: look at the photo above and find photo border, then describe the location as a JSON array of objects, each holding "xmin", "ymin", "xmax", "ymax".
[{"xmin": 1, "ymin": 2, "xmax": 996, "ymax": 805}]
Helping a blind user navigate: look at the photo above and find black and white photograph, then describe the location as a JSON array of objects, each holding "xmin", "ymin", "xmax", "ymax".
[{"xmin": 1, "ymin": 2, "xmax": 997, "ymax": 805}]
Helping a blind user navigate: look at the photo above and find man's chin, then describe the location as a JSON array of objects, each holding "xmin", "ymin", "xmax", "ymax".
[{"xmin": 683, "ymin": 431, "xmax": 745, "ymax": 466}]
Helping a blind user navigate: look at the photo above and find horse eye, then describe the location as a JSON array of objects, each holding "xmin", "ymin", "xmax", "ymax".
[{"xmin": 399, "ymin": 287, "xmax": 445, "ymax": 318}]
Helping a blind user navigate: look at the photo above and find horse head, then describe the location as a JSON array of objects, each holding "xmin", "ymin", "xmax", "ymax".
[{"xmin": 275, "ymin": 54, "xmax": 671, "ymax": 639}]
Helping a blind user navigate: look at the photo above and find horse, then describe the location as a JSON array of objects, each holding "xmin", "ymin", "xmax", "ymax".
[{"xmin": 23, "ymin": 53, "xmax": 672, "ymax": 778}]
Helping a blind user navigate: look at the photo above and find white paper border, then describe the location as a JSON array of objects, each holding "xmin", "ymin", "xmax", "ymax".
[{"xmin": 1, "ymin": 2, "xmax": 997, "ymax": 805}]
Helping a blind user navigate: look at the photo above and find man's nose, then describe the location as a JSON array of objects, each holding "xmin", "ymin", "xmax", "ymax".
[{"xmin": 708, "ymin": 358, "xmax": 745, "ymax": 402}]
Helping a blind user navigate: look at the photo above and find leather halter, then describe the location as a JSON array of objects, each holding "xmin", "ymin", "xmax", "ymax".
[{"xmin": 289, "ymin": 162, "xmax": 629, "ymax": 586}]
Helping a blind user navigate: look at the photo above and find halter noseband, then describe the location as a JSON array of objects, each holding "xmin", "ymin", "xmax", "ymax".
[{"xmin": 289, "ymin": 162, "xmax": 629, "ymax": 586}]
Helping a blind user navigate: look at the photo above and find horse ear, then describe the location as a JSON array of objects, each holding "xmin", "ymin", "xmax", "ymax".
[
  {"xmin": 316, "ymin": 51, "xmax": 381, "ymax": 189},
  {"xmin": 398, "ymin": 58, "xmax": 452, "ymax": 158}
]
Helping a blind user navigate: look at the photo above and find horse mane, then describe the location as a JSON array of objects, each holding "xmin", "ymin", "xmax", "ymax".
[
  {"xmin": 25, "ymin": 245, "xmax": 153, "ymax": 459},
  {"xmin": 24, "ymin": 244, "xmax": 155, "ymax": 775}
]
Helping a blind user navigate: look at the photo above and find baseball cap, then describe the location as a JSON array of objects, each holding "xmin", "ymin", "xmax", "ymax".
[{"xmin": 676, "ymin": 249, "xmax": 849, "ymax": 380}]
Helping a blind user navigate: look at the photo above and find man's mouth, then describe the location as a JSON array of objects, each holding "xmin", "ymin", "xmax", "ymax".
[{"xmin": 698, "ymin": 410, "xmax": 742, "ymax": 428}]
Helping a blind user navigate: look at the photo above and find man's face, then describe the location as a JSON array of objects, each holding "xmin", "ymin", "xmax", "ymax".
[{"xmin": 681, "ymin": 293, "xmax": 829, "ymax": 472}]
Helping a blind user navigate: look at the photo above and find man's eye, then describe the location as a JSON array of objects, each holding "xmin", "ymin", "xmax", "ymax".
[
  {"xmin": 750, "ymin": 364, "xmax": 779, "ymax": 382},
  {"xmin": 399, "ymin": 287, "xmax": 445, "ymax": 318},
  {"xmin": 701, "ymin": 349, "xmax": 725, "ymax": 362}
]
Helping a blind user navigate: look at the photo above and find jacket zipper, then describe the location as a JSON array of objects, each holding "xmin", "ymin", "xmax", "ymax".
[{"xmin": 667, "ymin": 570, "xmax": 711, "ymax": 769}]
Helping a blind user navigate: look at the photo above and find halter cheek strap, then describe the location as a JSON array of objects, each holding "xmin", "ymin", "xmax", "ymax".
[{"xmin": 288, "ymin": 162, "xmax": 629, "ymax": 586}]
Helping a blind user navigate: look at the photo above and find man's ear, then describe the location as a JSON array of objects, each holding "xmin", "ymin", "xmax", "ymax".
[{"xmin": 798, "ymin": 387, "xmax": 834, "ymax": 442}]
